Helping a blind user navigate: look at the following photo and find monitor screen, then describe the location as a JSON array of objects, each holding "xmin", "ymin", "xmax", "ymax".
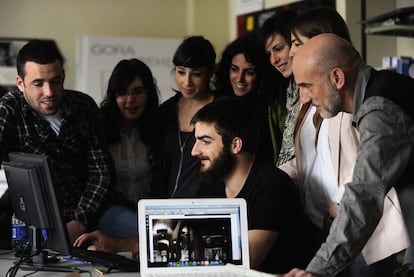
[{"xmin": 3, "ymin": 152, "xmax": 71, "ymax": 255}]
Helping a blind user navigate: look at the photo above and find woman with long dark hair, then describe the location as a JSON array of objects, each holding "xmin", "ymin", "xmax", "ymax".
[{"xmin": 98, "ymin": 58, "xmax": 167, "ymax": 238}]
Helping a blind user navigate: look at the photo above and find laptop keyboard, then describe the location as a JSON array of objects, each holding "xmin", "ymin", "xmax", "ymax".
[
  {"xmin": 146, "ymin": 273, "xmax": 241, "ymax": 277},
  {"xmin": 224, "ymin": 263, "xmax": 278, "ymax": 276},
  {"xmin": 144, "ymin": 264, "xmax": 277, "ymax": 277},
  {"xmin": 71, "ymin": 247, "xmax": 139, "ymax": 272},
  {"xmin": 144, "ymin": 266, "xmax": 276, "ymax": 277}
]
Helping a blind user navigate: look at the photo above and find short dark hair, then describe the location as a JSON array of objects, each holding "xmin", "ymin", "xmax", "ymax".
[
  {"xmin": 191, "ymin": 97, "xmax": 258, "ymax": 153},
  {"xmin": 259, "ymin": 9, "xmax": 298, "ymax": 47},
  {"xmin": 173, "ymin": 36, "xmax": 216, "ymax": 72},
  {"xmin": 16, "ymin": 40, "xmax": 64, "ymax": 78}
]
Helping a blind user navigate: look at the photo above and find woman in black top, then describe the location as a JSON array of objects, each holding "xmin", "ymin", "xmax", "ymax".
[{"xmin": 159, "ymin": 36, "xmax": 217, "ymax": 198}]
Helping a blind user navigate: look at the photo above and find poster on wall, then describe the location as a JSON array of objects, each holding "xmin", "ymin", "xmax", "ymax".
[
  {"xmin": 235, "ymin": 0, "xmax": 263, "ymax": 15},
  {"xmin": 0, "ymin": 38, "xmax": 41, "ymax": 91},
  {"xmin": 76, "ymin": 35, "xmax": 182, "ymax": 104}
]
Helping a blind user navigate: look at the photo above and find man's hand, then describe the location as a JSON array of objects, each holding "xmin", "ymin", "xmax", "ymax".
[
  {"xmin": 73, "ymin": 230, "xmax": 138, "ymax": 256},
  {"xmin": 282, "ymin": 268, "xmax": 316, "ymax": 277},
  {"xmin": 66, "ymin": 220, "xmax": 86, "ymax": 243},
  {"xmin": 73, "ymin": 230, "xmax": 117, "ymax": 252},
  {"xmin": 328, "ymin": 202, "xmax": 339, "ymax": 219}
]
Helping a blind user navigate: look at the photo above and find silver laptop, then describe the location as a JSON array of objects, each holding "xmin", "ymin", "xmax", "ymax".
[{"xmin": 138, "ymin": 198, "xmax": 250, "ymax": 276}]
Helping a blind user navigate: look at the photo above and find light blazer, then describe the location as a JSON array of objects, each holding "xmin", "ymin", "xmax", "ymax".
[{"xmin": 279, "ymin": 109, "xmax": 409, "ymax": 265}]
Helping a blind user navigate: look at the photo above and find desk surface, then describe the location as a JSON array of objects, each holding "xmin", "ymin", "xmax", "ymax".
[{"xmin": 0, "ymin": 250, "xmax": 139, "ymax": 277}]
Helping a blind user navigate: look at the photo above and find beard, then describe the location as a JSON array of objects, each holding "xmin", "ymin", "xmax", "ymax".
[
  {"xmin": 200, "ymin": 146, "xmax": 235, "ymax": 181},
  {"xmin": 318, "ymin": 81, "xmax": 342, "ymax": 118}
]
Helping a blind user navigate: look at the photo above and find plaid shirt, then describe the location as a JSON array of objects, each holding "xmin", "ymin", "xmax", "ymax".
[{"xmin": 0, "ymin": 90, "xmax": 114, "ymax": 227}]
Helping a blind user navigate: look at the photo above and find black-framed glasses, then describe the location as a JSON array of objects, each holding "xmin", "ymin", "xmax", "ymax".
[{"xmin": 116, "ymin": 87, "xmax": 147, "ymax": 98}]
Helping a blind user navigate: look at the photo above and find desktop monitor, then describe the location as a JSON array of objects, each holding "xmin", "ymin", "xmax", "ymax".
[
  {"xmin": 3, "ymin": 152, "xmax": 71, "ymax": 257},
  {"xmin": 3, "ymin": 152, "xmax": 140, "ymax": 273}
]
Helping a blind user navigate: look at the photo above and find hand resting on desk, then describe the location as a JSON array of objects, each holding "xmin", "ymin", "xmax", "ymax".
[{"xmin": 73, "ymin": 230, "xmax": 139, "ymax": 260}]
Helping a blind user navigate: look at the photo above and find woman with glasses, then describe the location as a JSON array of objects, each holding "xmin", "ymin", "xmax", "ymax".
[
  {"xmin": 74, "ymin": 37, "xmax": 217, "ymax": 252},
  {"xmin": 97, "ymin": 58, "xmax": 167, "ymax": 238}
]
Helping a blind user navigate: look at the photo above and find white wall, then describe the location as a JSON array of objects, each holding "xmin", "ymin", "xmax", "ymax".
[
  {"xmin": 0, "ymin": 0, "xmax": 412, "ymax": 96},
  {"xmin": 0, "ymin": 0, "xmax": 231, "ymax": 101}
]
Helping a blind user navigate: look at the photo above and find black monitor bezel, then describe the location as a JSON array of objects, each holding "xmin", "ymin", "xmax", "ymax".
[{"xmin": 4, "ymin": 152, "xmax": 71, "ymax": 255}]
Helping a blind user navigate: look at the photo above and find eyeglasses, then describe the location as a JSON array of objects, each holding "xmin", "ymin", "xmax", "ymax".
[{"xmin": 116, "ymin": 87, "xmax": 147, "ymax": 98}]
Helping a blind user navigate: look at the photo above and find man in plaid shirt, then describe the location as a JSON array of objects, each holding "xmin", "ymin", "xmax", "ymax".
[{"xmin": 0, "ymin": 40, "xmax": 114, "ymax": 243}]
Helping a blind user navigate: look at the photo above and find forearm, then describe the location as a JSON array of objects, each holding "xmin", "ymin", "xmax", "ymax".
[
  {"xmin": 114, "ymin": 237, "xmax": 138, "ymax": 253},
  {"xmin": 248, "ymin": 229, "xmax": 278, "ymax": 270},
  {"xmin": 75, "ymin": 177, "xmax": 111, "ymax": 225},
  {"xmin": 75, "ymin": 147, "xmax": 113, "ymax": 225},
  {"xmin": 306, "ymin": 186, "xmax": 383, "ymax": 276}
]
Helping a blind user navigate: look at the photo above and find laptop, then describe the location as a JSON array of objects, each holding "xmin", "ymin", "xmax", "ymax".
[{"xmin": 138, "ymin": 198, "xmax": 250, "ymax": 276}]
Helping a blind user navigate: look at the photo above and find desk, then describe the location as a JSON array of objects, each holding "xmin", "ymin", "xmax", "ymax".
[{"xmin": 0, "ymin": 250, "xmax": 139, "ymax": 277}]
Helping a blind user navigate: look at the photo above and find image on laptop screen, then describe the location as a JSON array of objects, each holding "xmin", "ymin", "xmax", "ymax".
[{"xmin": 138, "ymin": 198, "xmax": 249, "ymax": 275}]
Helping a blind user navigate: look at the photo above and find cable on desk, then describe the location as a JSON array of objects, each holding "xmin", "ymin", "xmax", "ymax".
[
  {"xmin": 6, "ymin": 241, "xmax": 31, "ymax": 277},
  {"xmin": 6, "ymin": 230, "xmax": 49, "ymax": 277},
  {"xmin": 20, "ymin": 270, "xmax": 38, "ymax": 277},
  {"xmin": 19, "ymin": 268, "xmax": 92, "ymax": 277},
  {"xmin": 0, "ymin": 250, "xmax": 15, "ymax": 256},
  {"xmin": 6, "ymin": 235, "xmax": 93, "ymax": 277},
  {"xmin": 5, "ymin": 240, "xmax": 91, "ymax": 277}
]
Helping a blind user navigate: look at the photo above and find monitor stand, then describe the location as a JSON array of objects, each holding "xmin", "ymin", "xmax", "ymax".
[{"xmin": 16, "ymin": 226, "xmax": 80, "ymax": 273}]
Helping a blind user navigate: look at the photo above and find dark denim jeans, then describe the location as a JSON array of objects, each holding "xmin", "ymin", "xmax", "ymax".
[{"xmin": 98, "ymin": 205, "xmax": 138, "ymax": 238}]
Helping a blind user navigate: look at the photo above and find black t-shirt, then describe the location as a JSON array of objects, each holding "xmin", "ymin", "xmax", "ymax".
[{"xmin": 199, "ymin": 161, "xmax": 315, "ymax": 273}]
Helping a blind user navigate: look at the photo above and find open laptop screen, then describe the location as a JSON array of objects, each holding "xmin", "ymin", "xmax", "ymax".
[{"xmin": 138, "ymin": 198, "xmax": 249, "ymax": 273}]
